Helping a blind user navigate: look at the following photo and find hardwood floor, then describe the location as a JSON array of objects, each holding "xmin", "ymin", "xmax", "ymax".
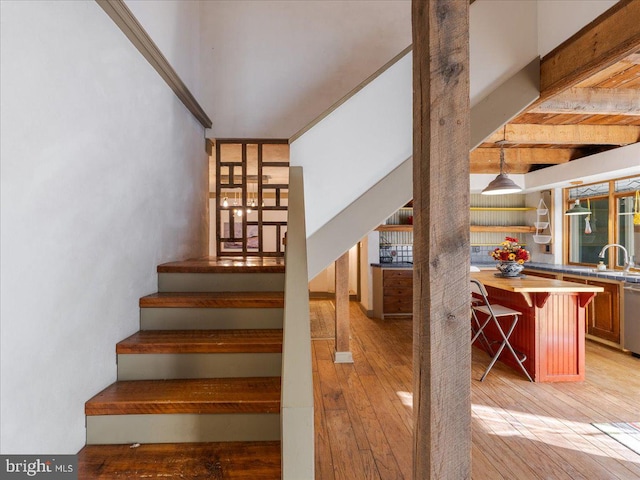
[{"xmin": 311, "ymin": 299, "xmax": 640, "ymax": 480}]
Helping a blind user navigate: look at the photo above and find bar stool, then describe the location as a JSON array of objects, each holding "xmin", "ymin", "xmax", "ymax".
[{"xmin": 470, "ymin": 279, "xmax": 533, "ymax": 382}]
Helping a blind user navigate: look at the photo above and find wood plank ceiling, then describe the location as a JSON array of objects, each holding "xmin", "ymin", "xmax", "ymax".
[{"xmin": 471, "ymin": 0, "xmax": 640, "ymax": 174}]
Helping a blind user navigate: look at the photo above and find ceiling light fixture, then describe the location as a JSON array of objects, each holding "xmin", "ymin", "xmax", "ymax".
[
  {"xmin": 481, "ymin": 135, "xmax": 522, "ymax": 195},
  {"xmin": 565, "ymin": 199, "xmax": 591, "ymax": 216}
]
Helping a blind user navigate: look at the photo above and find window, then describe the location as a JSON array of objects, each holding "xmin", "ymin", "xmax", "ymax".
[
  {"xmin": 565, "ymin": 176, "xmax": 640, "ymax": 269},
  {"xmin": 615, "ymin": 177, "xmax": 640, "ymax": 268}
]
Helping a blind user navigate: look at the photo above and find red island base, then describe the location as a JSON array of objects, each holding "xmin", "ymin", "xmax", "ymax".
[{"xmin": 471, "ymin": 271, "xmax": 603, "ymax": 382}]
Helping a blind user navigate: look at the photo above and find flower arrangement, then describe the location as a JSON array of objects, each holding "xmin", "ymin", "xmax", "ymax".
[{"xmin": 490, "ymin": 236, "xmax": 530, "ymax": 264}]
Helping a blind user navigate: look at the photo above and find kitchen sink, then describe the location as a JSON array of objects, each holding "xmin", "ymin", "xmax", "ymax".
[
  {"xmin": 567, "ymin": 267, "xmax": 640, "ymax": 277},
  {"xmin": 590, "ymin": 270, "xmax": 640, "ymax": 277}
]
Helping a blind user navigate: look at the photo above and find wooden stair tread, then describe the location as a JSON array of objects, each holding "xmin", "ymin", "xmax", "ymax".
[
  {"xmin": 117, "ymin": 329, "xmax": 283, "ymax": 354},
  {"xmin": 158, "ymin": 256, "xmax": 285, "ymax": 274},
  {"xmin": 77, "ymin": 441, "xmax": 281, "ymax": 479},
  {"xmin": 85, "ymin": 378, "xmax": 281, "ymax": 415},
  {"xmin": 140, "ymin": 291, "xmax": 284, "ymax": 308}
]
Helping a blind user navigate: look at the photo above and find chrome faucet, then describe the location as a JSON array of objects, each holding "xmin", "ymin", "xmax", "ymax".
[{"xmin": 598, "ymin": 244, "xmax": 635, "ymax": 273}]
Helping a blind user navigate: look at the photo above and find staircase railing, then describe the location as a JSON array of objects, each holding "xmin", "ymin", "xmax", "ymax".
[{"xmin": 281, "ymin": 166, "xmax": 314, "ymax": 479}]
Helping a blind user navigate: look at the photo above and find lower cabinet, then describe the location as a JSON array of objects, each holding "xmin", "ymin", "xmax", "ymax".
[
  {"xmin": 523, "ymin": 269, "xmax": 558, "ymax": 280},
  {"xmin": 586, "ymin": 280, "xmax": 620, "ymax": 344},
  {"xmin": 372, "ymin": 267, "xmax": 412, "ymax": 319},
  {"xmin": 531, "ymin": 271, "xmax": 621, "ymax": 345}
]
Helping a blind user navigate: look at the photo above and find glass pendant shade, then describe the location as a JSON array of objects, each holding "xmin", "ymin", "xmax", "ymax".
[{"xmin": 565, "ymin": 200, "xmax": 591, "ymax": 215}]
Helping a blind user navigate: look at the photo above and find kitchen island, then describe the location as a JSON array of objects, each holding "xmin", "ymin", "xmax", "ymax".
[{"xmin": 471, "ymin": 271, "xmax": 603, "ymax": 382}]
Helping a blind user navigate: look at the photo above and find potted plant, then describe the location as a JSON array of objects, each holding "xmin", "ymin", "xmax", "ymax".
[{"xmin": 490, "ymin": 236, "xmax": 530, "ymax": 277}]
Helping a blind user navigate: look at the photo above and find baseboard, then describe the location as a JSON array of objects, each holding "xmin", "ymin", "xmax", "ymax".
[
  {"xmin": 356, "ymin": 302, "xmax": 374, "ymax": 318},
  {"xmin": 334, "ymin": 351, "xmax": 354, "ymax": 364},
  {"xmin": 309, "ymin": 292, "xmax": 358, "ymax": 301}
]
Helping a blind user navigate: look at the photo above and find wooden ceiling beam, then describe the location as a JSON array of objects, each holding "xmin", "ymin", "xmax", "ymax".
[
  {"xmin": 530, "ymin": 87, "xmax": 640, "ymax": 116},
  {"xmin": 470, "ymin": 147, "xmax": 575, "ymax": 166},
  {"xmin": 470, "ymin": 163, "xmax": 528, "ymax": 175},
  {"xmin": 540, "ymin": 0, "xmax": 640, "ymax": 101},
  {"xmin": 484, "ymin": 124, "xmax": 640, "ymax": 145}
]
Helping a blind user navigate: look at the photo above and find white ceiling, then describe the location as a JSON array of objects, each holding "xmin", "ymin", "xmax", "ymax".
[{"xmin": 200, "ymin": 0, "xmax": 412, "ymax": 138}]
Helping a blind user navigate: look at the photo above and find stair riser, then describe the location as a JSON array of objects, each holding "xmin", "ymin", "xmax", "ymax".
[
  {"xmin": 86, "ymin": 413, "xmax": 280, "ymax": 444},
  {"xmin": 117, "ymin": 353, "xmax": 282, "ymax": 380},
  {"xmin": 158, "ymin": 273, "xmax": 285, "ymax": 292},
  {"xmin": 140, "ymin": 308, "xmax": 284, "ymax": 330}
]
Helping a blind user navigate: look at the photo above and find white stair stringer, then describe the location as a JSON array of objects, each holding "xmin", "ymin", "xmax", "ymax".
[
  {"xmin": 294, "ymin": 48, "xmax": 539, "ymax": 279},
  {"xmin": 306, "ymin": 157, "xmax": 412, "ymax": 280}
]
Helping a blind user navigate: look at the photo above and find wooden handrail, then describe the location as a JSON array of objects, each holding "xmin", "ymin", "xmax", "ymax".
[
  {"xmin": 281, "ymin": 166, "xmax": 314, "ymax": 479},
  {"xmin": 96, "ymin": 0, "xmax": 212, "ymax": 129}
]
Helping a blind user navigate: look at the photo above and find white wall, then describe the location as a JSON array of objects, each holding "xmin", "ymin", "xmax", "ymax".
[
  {"xmin": 291, "ymin": 52, "xmax": 413, "ymax": 238},
  {"xmin": 200, "ymin": 0, "xmax": 411, "ymax": 138},
  {"xmin": 308, "ymin": 245, "xmax": 358, "ymax": 295},
  {"xmin": 0, "ymin": 0, "xmax": 208, "ymax": 454},
  {"xmin": 125, "ymin": 0, "xmax": 203, "ymax": 100},
  {"xmin": 359, "ymin": 232, "xmax": 380, "ymax": 313},
  {"xmin": 199, "ymin": 0, "xmax": 542, "ymax": 137},
  {"xmin": 537, "ymin": 0, "xmax": 618, "ymax": 57},
  {"xmin": 524, "ymin": 143, "xmax": 640, "ymax": 193},
  {"xmin": 470, "ymin": 0, "xmax": 538, "ymax": 106}
]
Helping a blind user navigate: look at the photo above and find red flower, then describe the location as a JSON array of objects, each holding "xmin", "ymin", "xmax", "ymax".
[{"xmin": 490, "ymin": 237, "xmax": 530, "ymax": 263}]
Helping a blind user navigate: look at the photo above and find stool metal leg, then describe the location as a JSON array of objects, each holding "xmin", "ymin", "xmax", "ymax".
[
  {"xmin": 471, "ymin": 309, "xmax": 494, "ymax": 356},
  {"xmin": 480, "ymin": 313, "xmax": 533, "ymax": 382}
]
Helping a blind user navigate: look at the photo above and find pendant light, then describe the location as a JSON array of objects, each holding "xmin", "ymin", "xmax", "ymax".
[
  {"xmin": 565, "ymin": 199, "xmax": 591, "ymax": 215},
  {"xmin": 481, "ymin": 136, "xmax": 522, "ymax": 195}
]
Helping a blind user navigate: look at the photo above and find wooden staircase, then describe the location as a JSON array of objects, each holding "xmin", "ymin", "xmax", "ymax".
[{"xmin": 77, "ymin": 257, "xmax": 286, "ymax": 479}]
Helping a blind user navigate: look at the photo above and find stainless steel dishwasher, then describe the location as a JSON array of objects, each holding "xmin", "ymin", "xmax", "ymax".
[{"xmin": 624, "ymin": 282, "xmax": 640, "ymax": 358}]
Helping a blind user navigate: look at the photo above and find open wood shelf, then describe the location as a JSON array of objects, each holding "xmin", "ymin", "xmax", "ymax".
[
  {"xmin": 470, "ymin": 225, "xmax": 536, "ymax": 233},
  {"xmin": 377, "ymin": 225, "xmax": 536, "ymax": 233},
  {"xmin": 376, "ymin": 225, "xmax": 413, "ymax": 232},
  {"xmin": 470, "ymin": 207, "xmax": 536, "ymax": 211}
]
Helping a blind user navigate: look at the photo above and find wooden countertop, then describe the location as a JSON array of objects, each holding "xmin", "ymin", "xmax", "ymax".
[
  {"xmin": 471, "ymin": 270, "xmax": 603, "ymax": 308},
  {"xmin": 471, "ymin": 271, "xmax": 603, "ymax": 293}
]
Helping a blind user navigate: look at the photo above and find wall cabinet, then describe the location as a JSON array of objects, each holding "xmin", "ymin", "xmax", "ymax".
[{"xmin": 372, "ymin": 267, "xmax": 412, "ymax": 319}]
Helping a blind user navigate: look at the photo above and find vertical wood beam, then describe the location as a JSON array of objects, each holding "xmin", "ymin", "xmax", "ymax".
[
  {"xmin": 412, "ymin": 1, "xmax": 471, "ymax": 479},
  {"xmin": 334, "ymin": 252, "xmax": 353, "ymax": 363}
]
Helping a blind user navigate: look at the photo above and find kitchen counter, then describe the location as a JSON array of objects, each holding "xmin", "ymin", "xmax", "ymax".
[
  {"xmin": 471, "ymin": 271, "xmax": 603, "ymax": 382},
  {"xmin": 370, "ymin": 262, "xmax": 413, "ymax": 268},
  {"xmin": 376, "ymin": 261, "xmax": 640, "ymax": 282},
  {"xmin": 474, "ymin": 262, "xmax": 640, "ymax": 284}
]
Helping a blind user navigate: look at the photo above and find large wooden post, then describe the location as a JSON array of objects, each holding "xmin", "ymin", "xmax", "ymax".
[
  {"xmin": 334, "ymin": 252, "xmax": 353, "ymax": 363},
  {"xmin": 412, "ymin": 1, "xmax": 471, "ymax": 479}
]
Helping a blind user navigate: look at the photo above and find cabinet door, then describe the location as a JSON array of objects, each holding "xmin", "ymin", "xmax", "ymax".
[{"xmin": 586, "ymin": 280, "xmax": 620, "ymax": 344}]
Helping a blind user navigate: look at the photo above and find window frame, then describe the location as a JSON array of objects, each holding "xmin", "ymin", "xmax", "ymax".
[{"xmin": 563, "ymin": 174, "xmax": 640, "ymax": 271}]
